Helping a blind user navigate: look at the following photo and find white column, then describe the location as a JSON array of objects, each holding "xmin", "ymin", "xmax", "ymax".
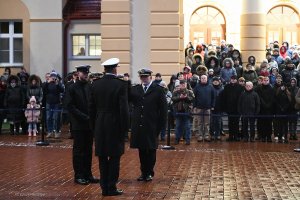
[{"xmin": 130, "ymin": 0, "xmax": 151, "ymax": 83}]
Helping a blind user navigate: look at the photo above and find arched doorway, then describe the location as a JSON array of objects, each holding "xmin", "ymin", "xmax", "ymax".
[
  {"xmin": 189, "ymin": 6, "xmax": 226, "ymax": 46},
  {"xmin": 267, "ymin": 5, "xmax": 300, "ymax": 45}
]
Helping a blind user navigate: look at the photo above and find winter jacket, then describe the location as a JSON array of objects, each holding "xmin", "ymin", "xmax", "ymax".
[
  {"xmin": 255, "ymin": 84, "xmax": 275, "ymax": 114},
  {"xmin": 172, "ymin": 88, "xmax": 194, "ymax": 113},
  {"xmin": 221, "ymin": 83, "xmax": 244, "ymax": 114},
  {"xmin": 193, "ymin": 82, "xmax": 215, "ymax": 109},
  {"xmin": 24, "ymin": 104, "xmax": 40, "ymax": 123},
  {"xmin": 43, "ymin": 81, "xmax": 64, "ymax": 105},
  {"xmin": 243, "ymin": 66, "xmax": 258, "ymax": 85},
  {"xmin": 220, "ymin": 58, "xmax": 237, "ymax": 84},
  {"xmin": 238, "ymin": 89, "xmax": 260, "ymax": 115}
]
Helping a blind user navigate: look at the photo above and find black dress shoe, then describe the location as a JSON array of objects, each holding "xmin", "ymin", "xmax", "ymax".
[
  {"xmin": 104, "ymin": 189, "xmax": 123, "ymax": 196},
  {"xmin": 144, "ymin": 175, "xmax": 152, "ymax": 182},
  {"xmin": 137, "ymin": 175, "xmax": 145, "ymax": 181},
  {"xmin": 87, "ymin": 177, "xmax": 99, "ymax": 184},
  {"xmin": 74, "ymin": 178, "xmax": 89, "ymax": 185}
]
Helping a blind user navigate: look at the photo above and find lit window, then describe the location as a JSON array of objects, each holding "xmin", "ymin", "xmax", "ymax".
[
  {"xmin": 72, "ymin": 34, "xmax": 101, "ymax": 58},
  {"xmin": 0, "ymin": 21, "xmax": 23, "ymax": 65}
]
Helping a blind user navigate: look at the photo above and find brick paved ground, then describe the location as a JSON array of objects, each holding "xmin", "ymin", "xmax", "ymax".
[{"xmin": 0, "ymin": 133, "xmax": 300, "ymax": 200}]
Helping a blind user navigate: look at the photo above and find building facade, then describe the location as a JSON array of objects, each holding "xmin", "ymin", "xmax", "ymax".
[{"xmin": 0, "ymin": 0, "xmax": 299, "ymax": 82}]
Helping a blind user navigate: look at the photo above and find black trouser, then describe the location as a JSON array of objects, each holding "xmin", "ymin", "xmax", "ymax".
[
  {"xmin": 260, "ymin": 117, "xmax": 273, "ymax": 140},
  {"xmin": 241, "ymin": 117, "xmax": 256, "ymax": 140},
  {"xmin": 228, "ymin": 115, "xmax": 240, "ymax": 139},
  {"xmin": 138, "ymin": 149, "xmax": 156, "ymax": 177},
  {"xmin": 72, "ymin": 130, "xmax": 93, "ymax": 179},
  {"xmin": 288, "ymin": 113, "xmax": 297, "ymax": 136},
  {"xmin": 278, "ymin": 117, "xmax": 288, "ymax": 140},
  {"xmin": 99, "ymin": 156, "xmax": 121, "ymax": 192},
  {"xmin": 10, "ymin": 123, "xmax": 20, "ymax": 134}
]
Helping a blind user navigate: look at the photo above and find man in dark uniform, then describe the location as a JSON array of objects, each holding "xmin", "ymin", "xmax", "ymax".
[
  {"xmin": 130, "ymin": 68, "xmax": 168, "ymax": 182},
  {"xmin": 65, "ymin": 65, "xmax": 99, "ymax": 185},
  {"xmin": 89, "ymin": 58, "xmax": 129, "ymax": 196}
]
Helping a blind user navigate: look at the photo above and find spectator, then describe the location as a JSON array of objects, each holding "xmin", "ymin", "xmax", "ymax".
[
  {"xmin": 4, "ymin": 75, "xmax": 25, "ymax": 135},
  {"xmin": 172, "ymin": 79, "xmax": 194, "ymax": 145},
  {"xmin": 281, "ymin": 57, "xmax": 300, "ymax": 87},
  {"xmin": 247, "ymin": 55, "xmax": 259, "ymax": 73},
  {"xmin": 291, "ymin": 51, "xmax": 300, "ymax": 67},
  {"xmin": 27, "ymin": 75, "xmax": 43, "ymax": 104},
  {"xmin": 184, "ymin": 42, "xmax": 194, "ymax": 57},
  {"xmin": 226, "ymin": 44, "xmax": 234, "ymax": 59},
  {"xmin": 220, "ymin": 58, "xmax": 237, "ymax": 84},
  {"xmin": 191, "ymin": 53, "xmax": 203, "ymax": 75},
  {"xmin": 272, "ymin": 48, "xmax": 284, "ymax": 66},
  {"xmin": 0, "ymin": 76, "xmax": 6, "ymax": 135},
  {"xmin": 159, "ymin": 81, "xmax": 172, "ymax": 141},
  {"xmin": 193, "ymin": 74, "xmax": 215, "ymax": 142},
  {"xmin": 182, "ymin": 66, "xmax": 192, "ymax": 81},
  {"xmin": 167, "ymin": 75, "xmax": 177, "ymax": 94},
  {"xmin": 288, "ymin": 78, "xmax": 298, "ymax": 141},
  {"xmin": 210, "ymin": 77, "xmax": 223, "ymax": 140},
  {"xmin": 220, "ymin": 40, "xmax": 228, "ymax": 53},
  {"xmin": 153, "ymin": 73, "xmax": 162, "ymax": 85},
  {"xmin": 196, "ymin": 65, "xmax": 208, "ymax": 77},
  {"xmin": 24, "ymin": 96, "xmax": 40, "ymax": 137},
  {"xmin": 279, "ymin": 46, "xmax": 288, "ymax": 59},
  {"xmin": 205, "ymin": 55, "xmax": 221, "ymax": 76},
  {"xmin": 185, "ymin": 48, "xmax": 194, "ymax": 68},
  {"xmin": 3, "ymin": 67, "xmax": 11, "ymax": 81},
  {"xmin": 243, "ymin": 63, "xmax": 258, "ymax": 85},
  {"xmin": 221, "ymin": 75, "xmax": 244, "ymax": 141},
  {"xmin": 274, "ymin": 84, "xmax": 291, "ymax": 143},
  {"xmin": 269, "ymin": 67, "xmax": 279, "ymax": 86},
  {"xmin": 259, "ymin": 62, "xmax": 270, "ymax": 77},
  {"xmin": 233, "ymin": 58, "xmax": 243, "ymax": 79},
  {"xmin": 189, "ymin": 74, "xmax": 199, "ymax": 89},
  {"xmin": 44, "ymin": 71, "xmax": 64, "ymax": 138},
  {"xmin": 208, "ymin": 69, "xmax": 214, "ymax": 84},
  {"xmin": 238, "ymin": 81, "xmax": 260, "ymax": 142},
  {"xmin": 255, "ymin": 77, "xmax": 275, "ymax": 142},
  {"xmin": 238, "ymin": 77, "xmax": 246, "ymax": 87}
]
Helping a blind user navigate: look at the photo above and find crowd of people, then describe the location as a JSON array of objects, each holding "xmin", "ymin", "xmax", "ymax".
[{"xmin": 160, "ymin": 40, "xmax": 300, "ymax": 144}]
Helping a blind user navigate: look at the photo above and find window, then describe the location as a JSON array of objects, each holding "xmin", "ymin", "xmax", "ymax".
[
  {"xmin": 267, "ymin": 6, "xmax": 300, "ymax": 45},
  {"xmin": 189, "ymin": 6, "xmax": 225, "ymax": 46},
  {"xmin": 72, "ymin": 34, "xmax": 101, "ymax": 58},
  {"xmin": 0, "ymin": 21, "xmax": 23, "ymax": 66}
]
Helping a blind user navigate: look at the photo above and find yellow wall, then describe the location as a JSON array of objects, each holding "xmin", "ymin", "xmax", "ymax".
[{"xmin": 0, "ymin": 0, "xmax": 30, "ymax": 74}]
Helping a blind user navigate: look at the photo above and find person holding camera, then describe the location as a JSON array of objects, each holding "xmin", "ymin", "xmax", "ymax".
[
  {"xmin": 43, "ymin": 71, "xmax": 64, "ymax": 138},
  {"xmin": 172, "ymin": 79, "xmax": 194, "ymax": 145}
]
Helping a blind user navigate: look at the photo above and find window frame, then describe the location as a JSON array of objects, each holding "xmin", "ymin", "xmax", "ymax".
[
  {"xmin": 0, "ymin": 21, "xmax": 23, "ymax": 67},
  {"xmin": 70, "ymin": 34, "xmax": 101, "ymax": 60}
]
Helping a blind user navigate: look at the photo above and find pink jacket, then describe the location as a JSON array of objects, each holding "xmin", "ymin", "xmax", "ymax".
[{"xmin": 24, "ymin": 104, "xmax": 40, "ymax": 123}]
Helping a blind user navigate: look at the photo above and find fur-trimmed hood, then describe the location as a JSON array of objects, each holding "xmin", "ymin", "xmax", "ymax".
[
  {"xmin": 28, "ymin": 74, "xmax": 42, "ymax": 87},
  {"xmin": 232, "ymin": 49, "xmax": 241, "ymax": 59},
  {"xmin": 7, "ymin": 75, "xmax": 21, "ymax": 86},
  {"xmin": 196, "ymin": 65, "xmax": 208, "ymax": 76},
  {"xmin": 207, "ymin": 50, "xmax": 216, "ymax": 57},
  {"xmin": 222, "ymin": 58, "xmax": 234, "ymax": 68},
  {"xmin": 205, "ymin": 56, "xmax": 219, "ymax": 67},
  {"xmin": 193, "ymin": 53, "xmax": 203, "ymax": 64}
]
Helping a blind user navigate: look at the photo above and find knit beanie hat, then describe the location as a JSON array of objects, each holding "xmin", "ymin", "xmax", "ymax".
[{"xmin": 30, "ymin": 96, "xmax": 36, "ymax": 103}]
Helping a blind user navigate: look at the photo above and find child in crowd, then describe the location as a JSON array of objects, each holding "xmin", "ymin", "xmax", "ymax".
[{"xmin": 24, "ymin": 96, "xmax": 40, "ymax": 137}]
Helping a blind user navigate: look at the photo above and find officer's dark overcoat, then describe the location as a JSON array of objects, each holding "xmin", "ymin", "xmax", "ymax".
[
  {"xmin": 89, "ymin": 74, "xmax": 129, "ymax": 156},
  {"xmin": 130, "ymin": 83, "xmax": 167, "ymax": 149}
]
